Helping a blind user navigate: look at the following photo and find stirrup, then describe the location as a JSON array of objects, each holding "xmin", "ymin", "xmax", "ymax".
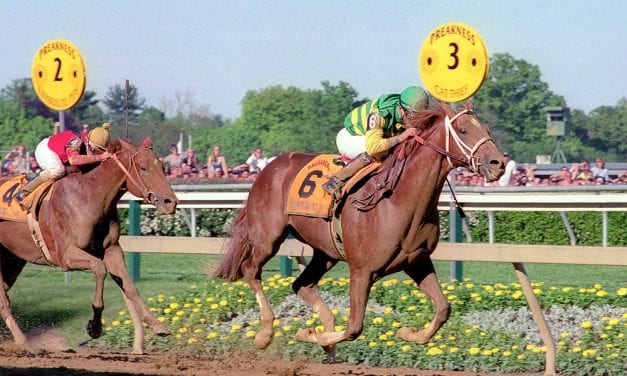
[{"xmin": 322, "ymin": 178, "xmax": 343, "ymax": 200}]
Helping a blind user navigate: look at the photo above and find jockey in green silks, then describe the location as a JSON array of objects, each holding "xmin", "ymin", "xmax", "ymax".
[{"xmin": 322, "ymin": 86, "xmax": 430, "ymax": 200}]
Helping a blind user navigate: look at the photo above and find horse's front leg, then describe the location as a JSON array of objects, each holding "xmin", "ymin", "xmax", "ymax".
[
  {"xmin": 296, "ymin": 268, "xmax": 373, "ymax": 348},
  {"xmin": 61, "ymin": 246, "xmax": 108, "ymax": 339},
  {"xmin": 398, "ymin": 257, "xmax": 450, "ymax": 344},
  {"xmin": 103, "ymin": 243, "xmax": 169, "ymax": 354}
]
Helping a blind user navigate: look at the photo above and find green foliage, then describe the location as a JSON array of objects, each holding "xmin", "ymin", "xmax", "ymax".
[
  {"xmin": 470, "ymin": 53, "xmax": 566, "ymax": 161},
  {"xmin": 441, "ymin": 211, "xmax": 627, "ymax": 246},
  {"xmin": 102, "ymin": 83, "xmax": 146, "ymax": 127}
]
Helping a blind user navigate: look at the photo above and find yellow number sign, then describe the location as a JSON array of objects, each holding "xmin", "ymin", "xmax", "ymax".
[
  {"xmin": 419, "ymin": 23, "xmax": 488, "ymax": 102},
  {"xmin": 31, "ymin": 39, "xmax": 86, "ymax": 111}
]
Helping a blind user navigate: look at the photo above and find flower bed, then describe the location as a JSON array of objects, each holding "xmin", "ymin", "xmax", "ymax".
[{"xmin": 97, "ymin": 277, "xmax": 626, "ymax": 375}]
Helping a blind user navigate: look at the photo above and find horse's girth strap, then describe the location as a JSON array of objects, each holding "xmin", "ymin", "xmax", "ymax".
[{"xmin": 27, "ymin": 213, "xmax": 53, "ymax": 265}]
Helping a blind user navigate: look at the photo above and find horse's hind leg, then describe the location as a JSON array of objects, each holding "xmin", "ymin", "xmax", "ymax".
[
  {"xmin": 240, "ymin": 240, "xmax": 283, "ymax": 350},
  {"xmin": 398, "ymin": 256, "xmax": 450, "ymax": 344},
  {"xmin": 296, "ymin": 267, "xmax": 374, "ymax": 348},
  {"xmin": 103, "ymin": 243, "xmax": 169, "ymax": 354},
  {"xmin": 0, "ymin": 248, "xmax": 31, "ymax": 351},
  {"xmin": 292, "ymin": 250, "xmax": 338, "ymax": 361}
]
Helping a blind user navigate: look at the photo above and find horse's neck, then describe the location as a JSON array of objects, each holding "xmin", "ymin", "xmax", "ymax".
[
  {"xmin": 64, "ymin": 161, "xmax": 126, "ymax": 212},
  {"xmin": 399, "ymin": 137, "xmax": 451, "ymax": 208}
]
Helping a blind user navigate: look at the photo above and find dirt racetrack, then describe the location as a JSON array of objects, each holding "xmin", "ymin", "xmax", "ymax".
[{"xmin": 0, "ymin": 327, "xmax": 540, "ymax": 376}]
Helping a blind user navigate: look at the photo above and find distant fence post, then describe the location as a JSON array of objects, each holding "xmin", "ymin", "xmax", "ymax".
[
  {"xmin": 449, "ymin": 202, "xmax": 464, "ymax": 281},
  {"xmin": 280, "ymin": 234, "xmax": 295, "ymax": 277},
  {"xmin": 128, "ymin": 200, "xmax": 141, "ymax": 282}
]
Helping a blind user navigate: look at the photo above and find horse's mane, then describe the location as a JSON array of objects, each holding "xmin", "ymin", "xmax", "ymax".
[{"xmin": 107, "ymin": 138, "xmax": 131, "ymax": 154}]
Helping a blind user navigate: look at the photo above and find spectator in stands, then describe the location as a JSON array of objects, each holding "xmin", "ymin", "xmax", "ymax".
[
  {"xmin": 246, "ymin": 147, "xmax": 268, "ymax": 173},
  {"xmin": 497, "ymin": 152, "xmax": 516, "ymax": 186},
  {"xmin": 207, "ymin": 145, "xmax": 228, "ymax": 178},
  {"xmin": 182, "ymin": 148, "xmax": 200, "ymax": 174},
  {"xmin": 3, "ymin": 144, "xmax": 28, "ymax": 175},
  {"xmin": 573, "ymin": 160, "xmax": 594, "ymax": 184},
  {"xmin": 163, "ymin": 144, "xmax": 182, "ymax": 175},
  {"xmin": 28, "ymin": 155, "xmax": 41, "ymax": 174},
  {"xmin": 591, "ymin": 158, "xmax": 609, "ymax": 181}
]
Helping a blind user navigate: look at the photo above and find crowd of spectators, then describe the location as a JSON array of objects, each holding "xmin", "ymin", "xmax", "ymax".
[
  {"xmin": 3, "ymin": 134, "xmax": 626, "ymax": 187},
  {"xmin": 455, "ymin": 155, "xmax": 627, "ymax": 187},
  {"xmin": 161, "ymin": 145, "xmax": 272, "ymax": 183},
  {"xmin": 1, "ymin": 143, "xmax": 40, "ymax": 177}
]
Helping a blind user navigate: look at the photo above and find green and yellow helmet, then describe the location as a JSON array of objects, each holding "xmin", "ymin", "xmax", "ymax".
[
  {"xmin": 88, "ymin": 122, "xmax": 111, "ymax": 151},
  {"xmin": 400, "ymin": 86, "xmax": 429, "ymax": 112}
]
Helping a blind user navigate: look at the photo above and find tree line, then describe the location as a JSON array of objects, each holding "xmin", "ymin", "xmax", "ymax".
[{"xmin": 1, "ymin": 53, "xmax": 624, "ymax": 165}]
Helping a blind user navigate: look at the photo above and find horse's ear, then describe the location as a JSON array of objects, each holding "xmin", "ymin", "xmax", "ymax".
[{"xmin": 142, "ymin": 138, "xmax": 153, "ymax": 149}]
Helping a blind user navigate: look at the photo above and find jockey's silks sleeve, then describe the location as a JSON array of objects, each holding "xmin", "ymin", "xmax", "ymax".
[{"xmin": 67, "ymin": 150, "xmax": 106, "ymax": 166}]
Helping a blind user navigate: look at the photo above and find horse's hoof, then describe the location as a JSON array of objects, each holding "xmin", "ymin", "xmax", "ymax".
[
  {"xmin": 86, "ymin": 320, "xmax": 103, "ymax": 339},
  {"xmin": 397, "ymin": 327, "xmax": 429, "ymax": 344},
  {"xmin": 254, "ymin": 328, "xmax": 274, "ymax": 350},
  {"xmin": 323, "ymin": 346, "xmax": 338, "ymax": 364},
  {"xmin": 153, "ymin": 324, "xmax": 170, "ymax": 337},
  {"xmin": 294, "ymin": 328, "xmax": 317, "ymax": 343}
]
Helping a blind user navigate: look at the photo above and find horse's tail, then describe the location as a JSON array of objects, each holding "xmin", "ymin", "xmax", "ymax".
[{"xmin": 212, "ymin": 206, "xmax": 252, "ymax": 281}]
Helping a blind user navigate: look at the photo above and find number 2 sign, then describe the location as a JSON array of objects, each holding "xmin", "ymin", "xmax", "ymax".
[
  {"xmin": 31, "ymin": 39, "xmax": 86, "ymax": 111},
  {"xmin": 418, "ymin": 23, "xmax": 489, "ymax": 103}
]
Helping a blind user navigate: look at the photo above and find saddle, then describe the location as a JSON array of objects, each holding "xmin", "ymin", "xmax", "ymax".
[{"xmin": 285, "ymin": 155, "xmax": 381, "ymax": 218}]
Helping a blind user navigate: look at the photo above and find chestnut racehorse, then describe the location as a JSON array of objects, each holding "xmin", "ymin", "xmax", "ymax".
[
  {"xmin": 0, "ymin": 138, "xmax": 178, "ymax": 354},
  {"xmin": 213, "ymin": 102, "xmax": 505, "ymax": 358}
]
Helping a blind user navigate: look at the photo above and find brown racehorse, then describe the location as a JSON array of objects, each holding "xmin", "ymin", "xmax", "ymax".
[
  {"xmin": 213, "ymin": 102, "xmax": 505, "ymax": 358},
  {"xmin": 0, "ymin": 138, "xmax": 178, "ymax": 354}
]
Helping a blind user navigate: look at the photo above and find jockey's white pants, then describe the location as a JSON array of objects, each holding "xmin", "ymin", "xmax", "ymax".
[
  {"xmin": 336, "ymin": 128, "xmax": 366, "ymax": 160},
  {"xmin": 34, "ymin": 137, "xmax": 66, "ymax": 180}
]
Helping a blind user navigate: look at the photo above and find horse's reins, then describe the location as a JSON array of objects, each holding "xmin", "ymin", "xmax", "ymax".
[
  {"xmin": 411, "ymin": 108, "xmax": 495, "ymax": 218},
  {"xmin": 111, "ymin": 151, "xmax": 153, "ymax": 203},
  {"xmin": 412, "ymin": 109, "xmax": 494, "ymax": 173}
]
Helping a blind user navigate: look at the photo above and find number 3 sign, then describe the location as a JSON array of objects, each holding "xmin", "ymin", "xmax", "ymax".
[
  {"xmin": 31, "ymin": 39, "xmax": 86, "ymax": 111},
  {"xmin": 418, "ymin": 23, "xmax": 489, "ymax": 103}
]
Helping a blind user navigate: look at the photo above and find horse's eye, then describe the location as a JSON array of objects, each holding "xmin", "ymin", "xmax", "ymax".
[{"xmin": 460, "ymin": 127, "xmax": 467, "ymax": 135}]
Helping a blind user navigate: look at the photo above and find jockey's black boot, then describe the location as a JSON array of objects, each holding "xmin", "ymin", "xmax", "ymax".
[{"xmin": 322, "ymin": 152, "xmax": 374, "ymax": 200}]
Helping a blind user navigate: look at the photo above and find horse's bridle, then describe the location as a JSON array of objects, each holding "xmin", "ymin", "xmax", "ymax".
[
  {"xmin": 412, "ymin": 109, "xmax": 494, "ymax": 172},
  {"xmin": 111, "ymin": 150, "xmax": 156, "ymax": 205}
]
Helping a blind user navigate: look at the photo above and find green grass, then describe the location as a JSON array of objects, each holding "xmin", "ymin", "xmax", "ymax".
[{"xmin": 2, "ymin": 253, "xmax": 624, "ymax": 347}]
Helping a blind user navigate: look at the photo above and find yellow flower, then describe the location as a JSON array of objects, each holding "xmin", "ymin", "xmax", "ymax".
[
  {"xmin": 582, "ymin": 349, "xmax": 596, "ymax": 357},
  {"xmin": 118, "ymin": 310, "xmax": 127, "ymax": 316},
  {"xmin": 503, "ymin": 351, "xmax": 512, "ymax": 356},
  {"xmin": 468, "ymin": 347, "xmax": 481, "ymax": 355},
  {"xmin": 392, "ymin": 321, "xmax": 401, "ymax": 328},
  {"xmin": 386, "ymin": 340, "xmax": 395, "ymax": 347},
  {"xmin": 596, "ymin": 290, "xmax": 608, "ymax": 297},
  {"xmin": 245, "ymin": 330, "xmax": 256, "ymax": 338},
  {"xmin": 206, "ymin": 332, "xmax": 218, "ymax": 339},
  {"xmin": 449, "ymin": 347, "xmax": 459, "ymax": 353},
  {"xmin": 617, "ymin": 287, "xmax": 627, "ymax": 296},
  {"xmin": 608, "ymin": 318, "xmax": 619, "ymax": 325},
  {"xmin": 169, "ymin": 303, "xmax": 179, "ymax": 309},
  {"xmin": 230, "ymin": 324, "xmax": 241, "ymax": 332},
  {"xmin": 112, "ymin": 320, "xmax": 120, "ymax": 326},
  {"xmin": 427, "ymin": 347, "xmax": 443, "ymax": 356},
  {"xmin": 372, "ymin": 317, "xmax": 384, "ymax": 325},
  {"xmin": 560, "ymin": 332, "xmax": 569, "ymax": 338},
  {"xmin": 368, "ymin": 341, "xmax": 378, "ymax": 347},
  {"xmin": 178, "ymin": 327, "xmax": 188, "ymax": 333},
  {"xmin": 581, "ymin": 321, "xmax": 592, "ymax": 329},
  {"xmin": 401, "ymin": 345, "xmax": 412, "ymax": 352}
]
